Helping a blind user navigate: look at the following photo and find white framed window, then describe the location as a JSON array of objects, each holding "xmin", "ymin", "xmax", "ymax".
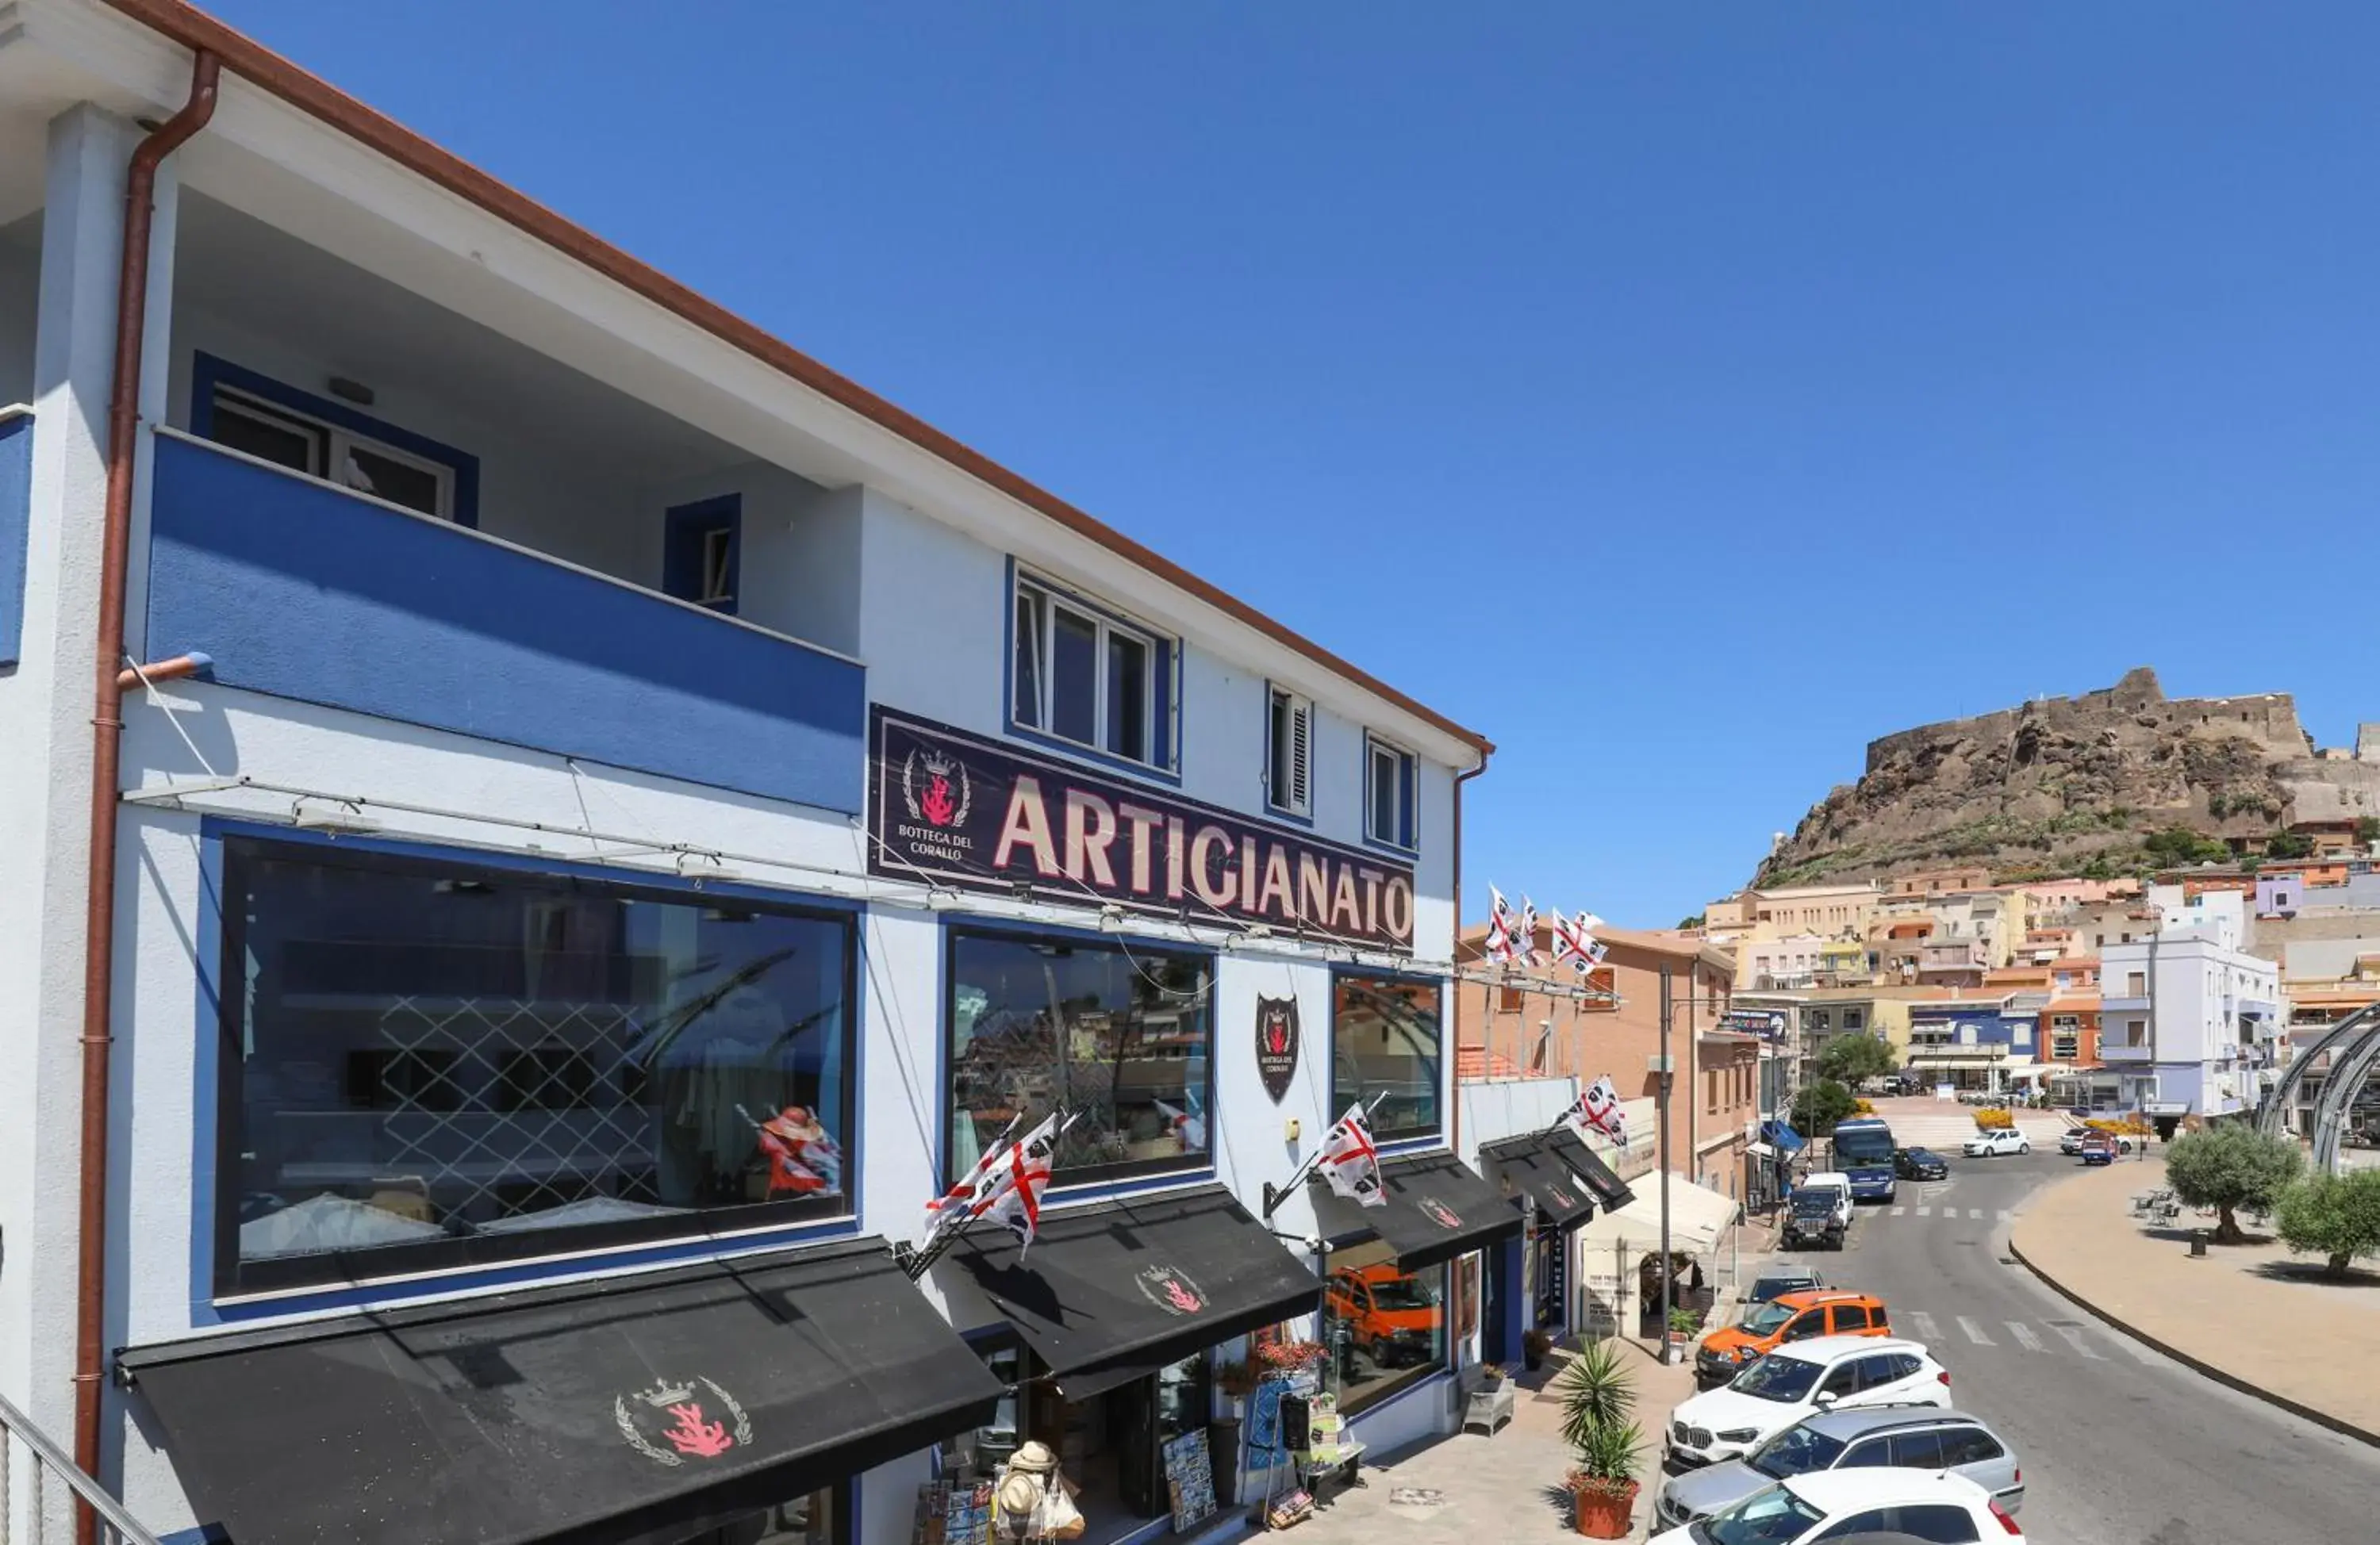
[
  {"xmin": 208, "ymin": 384, "xmax": 455, "ymax": 522},
  {"xmin": 1011, "ymin": 572, "xmax": 1169, "ymax": 769},
  {"xmin": 1365, "ymin": 733, "xmax": 1417, "ymax": 851},
  {"xmin": 1266, "ymin": 685, "xmax": 1312, "ymax": 817}
]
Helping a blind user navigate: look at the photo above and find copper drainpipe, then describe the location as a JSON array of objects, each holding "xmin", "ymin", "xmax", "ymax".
[{"xmin": 75, "ymin": 50, "xmax": 220, "ymax": 1535}]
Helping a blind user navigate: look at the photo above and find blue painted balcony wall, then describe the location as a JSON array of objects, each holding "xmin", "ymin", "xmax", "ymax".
[
  {"xmin": 0, "ymin": 411, "xmax": 29, "ymax": 669},
  {"xmin": 144, "ymin": 431, "xmax": 866, "ymax": 811}
]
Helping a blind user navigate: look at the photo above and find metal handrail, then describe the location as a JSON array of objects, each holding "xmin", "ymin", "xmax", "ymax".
[{"xmin": 0, "ymin": 1391, "xmax": 159, "ymax": 1545}]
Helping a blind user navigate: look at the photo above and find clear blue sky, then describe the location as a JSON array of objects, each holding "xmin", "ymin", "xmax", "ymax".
[{"xmin": 208, "ymin": 2, "xmax": 2380, "ymax": 926}]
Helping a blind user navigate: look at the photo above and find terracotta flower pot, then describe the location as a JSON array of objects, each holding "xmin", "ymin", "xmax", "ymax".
[{"xmin": 1572, "ymin": 1480, "xmax": 1637, "ymax": 1539}]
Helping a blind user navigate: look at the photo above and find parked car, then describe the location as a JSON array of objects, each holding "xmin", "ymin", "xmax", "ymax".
[
  {"xmin": 1697, "ymin": 1290, "xmax": 1894, "ymax": 1388},
  {"xmin": 1654, "ymin": 1407, "xmax": 2025, "ymax": 1527},
  {"xmin": 1893, "ymin": 1147, "xmax": 1948, "ymax": 1180},
  {"xmin": 2058, "ymin": 1129, "xmax": 2088, "ymax": 1156},
  {"xmin": 1664, "ymin": 1336, "xmax": 1952, "ymax": 1471},
  {"xmin": 1649, "ymin": 1470, "xmax": 2024, "ymax": 1545},
  {"xmin": 2080, "ymin": 1135, "xmax": 2117, "ymax": 1167},
  {"xmin": 1963, "ymin": 1129, "xmax": 2030, "ymax": 1158},
  {"xmin": 1745, "ymin": 1267, "xmax": 1825, "ymax": 1306},
  {"xmin": 1324, "ymin": 1264, "xmax": 1442, "ymax": 1367},
  {"xmin": 1781, "ymin": 1191, "xmax": 1846, "ymax": 1252}
]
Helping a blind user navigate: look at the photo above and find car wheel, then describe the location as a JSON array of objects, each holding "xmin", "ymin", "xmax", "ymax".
[{"xmin": 2019, "ymin": 1141, "xmax": 2030, "ymax": 1154}]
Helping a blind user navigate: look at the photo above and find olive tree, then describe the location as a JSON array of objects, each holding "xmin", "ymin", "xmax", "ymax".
[
  {"xmin": 2275, "ymin": 1169, "xmax": 2380, "ymax": 1279},
  {"xmin": 1791, "ymin": 1079, "xmax": 1860, "ymax": 1139},
  {"xmin": 2163, "ymin": 1123, "xmax": 2303, "ymax": 1244},
  {"xmin": 1814, "ymin": 1033, "xmax": 1900, "ymax": 1087}
]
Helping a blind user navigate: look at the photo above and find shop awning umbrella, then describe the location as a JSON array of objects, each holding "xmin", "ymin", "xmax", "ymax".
[
  {"xmin": 237, "ymin": 1193, "xmax": 447, "ymax": 1256},
  {"xmin": 1307, "ymin": 1149, "xmax": 1523, "ymax": 1271}
]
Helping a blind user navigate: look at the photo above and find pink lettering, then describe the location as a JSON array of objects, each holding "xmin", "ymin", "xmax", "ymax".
[
  {"xmin": 1063, "ymin": 789, "xmax": 1119, "ymax": 888},
  {"xmin": 1331, "ymin": 868, "xmax": 1365, "ymax": 934},
  {"xmin": 992, "ymin": 776, "xmax": 1060, "ymax": 876},
  {"xmin": 1118, "ymin": 803, "xmax": 1165, "ymax": 895},
  {"xmin": 1383, "ymin": 875, "xmax": 1415, "ymax": 942},
  {"xmin": 1239, "ymin": 837, "xmax": 1260, "ymax": 912},
  {"xmin": 1189, "ymin": 826, "xmax": 1238, "ymax": 908},
  {"xmin": 1257, "ymin": 845, "xmax": 1295, "ymax": 920},
  {"xmin": 1297, "ymin": 854, "xmax": 1331, "ymax": 926},
  {"xmin": 1165, "ymin": 818, "xmax": 1187, "ymax": 900},
  {"xmin": 1358, "ymin": 868, "xmax": 1384, "ymax": 938}
]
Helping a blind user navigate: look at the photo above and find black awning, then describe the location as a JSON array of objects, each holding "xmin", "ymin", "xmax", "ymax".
[
  {"xmin": 951, "ymin": 1183, "xmax": 1319, "ymax": 1398},
  {"xmin": 1476, "ymin": 1134, "xmax": 1597, "ymax": 1231},
  {"xmin": 119, "ymin": 1238, "xmax": 1002, "ymax": 1545},
  {"xmin": 1308, "ymin": 1149, "xmax": 1523, "ymax": 1271},
  {"xmin": 1544, "ymin": 1130, "xmax": 1638, "ymax": 1211}
]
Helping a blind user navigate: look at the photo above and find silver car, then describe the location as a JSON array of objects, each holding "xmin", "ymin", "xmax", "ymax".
[{"xmin": 1653, "ymin": 1407, "xmax": 2024, "ymax": 1528}]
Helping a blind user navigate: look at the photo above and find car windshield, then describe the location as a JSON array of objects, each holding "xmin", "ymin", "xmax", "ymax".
[
  {"xmin": 1687, "ymin": 1484, "xmax": 1829, "ymax": 1544},
  {"xmin": 1370, "ymin": 1279, "xmax": 1439, "ymax": 1309},
  {"xmin": 1790, "ymin": 1195, "xmax": 1833, "ymax": 1217},
  {"xmin": 1748, "ymin": 1423, "xmax": 1848, "ymax": 1479},
  {"xmin": 1741, "ymin": 1302, "xmax": 1798, "ymax": 1336},
  {"xmin": 1749, "ymin": 1277, "xmax": 1809, "ymax": 1304},
  {"xmin": 1729, "ymin": 1353, "xmax": 1821, "ymax": 1401}
]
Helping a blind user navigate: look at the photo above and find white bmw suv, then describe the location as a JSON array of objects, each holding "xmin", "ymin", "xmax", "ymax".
[{"xmin": 1664, "ymin": 1336, "xmax": 1952, "ymax": 1472}]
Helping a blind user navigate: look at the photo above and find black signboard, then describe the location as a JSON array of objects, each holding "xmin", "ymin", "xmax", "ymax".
[
  {"xmin": 868, "ymin": 707, "xmax": 1417, "ymax": 953},
  {"xmin": 1255, "ymin": 995, "xmax": 1301, "ymax": 1102}
]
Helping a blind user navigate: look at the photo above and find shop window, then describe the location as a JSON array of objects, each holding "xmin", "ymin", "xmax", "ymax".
[
  {"xmin": 216, "ymin": 834, "xmax": 855, "ymax": 1296},
  {"xmin": 678, "ymin": 1485, "xmax": 850, "ymax": 1545},
  {"xmin": 1364, "ymin": 734, "xmax": 1417, "ymax": 851},
  {"xmin": 1330, "ymin": 973, "xmax": 1443, "ymax": 1140},
  {"xmin": 946, "ymin": 929, "xmax": 1213, "ymax": 1187},
  {"xmin": 1011, "ymin": 570, "xmax": 1177, "ymax": 772},
  {"xmin": 1322, "ymin": 1260, "xmax": 1449, "ymax": 1414}
]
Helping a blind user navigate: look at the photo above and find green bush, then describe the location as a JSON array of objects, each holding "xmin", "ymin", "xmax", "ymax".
[
  {"xmin": 2274, "ymin": 1169, "xmax": 2380, "ymax": 1279},
  {"xmin": 1791, "ymin": 1079, "xmax": 1860, "ymax": 1138},
  {"xmin": 2164, "ymin": 1124, "xmax": 2304, "ymax": 1243},
  {"xmin": 1815, "ymin": 1033, "xmax": 1900, "ymax": 1087}
]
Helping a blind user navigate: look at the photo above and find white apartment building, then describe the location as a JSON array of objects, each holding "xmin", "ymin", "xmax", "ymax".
[{"xmin": 2098, "ymin": 891, "xmax": 2282, "ymax": 1124}]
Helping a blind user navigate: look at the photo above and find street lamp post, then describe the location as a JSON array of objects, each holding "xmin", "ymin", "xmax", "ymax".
[{"xmin": 1655, "ymin": 964, "xmax": 1737, "ymax": 1364}]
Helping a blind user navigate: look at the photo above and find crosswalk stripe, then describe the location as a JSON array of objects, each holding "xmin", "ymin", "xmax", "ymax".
[
  {"xmin": 1997, "ymin": 1209, "xmax": 2013, "ymax": 1222},
  {"xmin": 2006, "ymin": 1322, "xmax": 2044, "ymax": 1352},
  {"xmin": 1917, "ymin": 1206, "xmax": 1932, "ymax": 1217},
  {"xmin": 1889, "ymin": 1206, "xmax": 1905, "ymax": 1217},
  {"xmin": 1908, "ymin": 1311, "xmax": 1942, "ymax": 1342},
  {"xmin": 1968, "ymin": 1208, "xmax": 1984, "ymax": 1220},
  {"xmin": 1956, "ymin": 1316, "xmax": 1995, "ymax": 1346},
  {"xmin": 2050, "ymin": 1324, "xmax": 2106, "ymax": 1361}
]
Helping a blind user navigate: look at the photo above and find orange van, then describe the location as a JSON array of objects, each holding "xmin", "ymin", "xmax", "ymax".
[
  {"xmin": 1693, "ymin": 1289, "xmax": 1892, "ymax": 1387},
  {"xmin": 1324, "ymin": 1265, "xmax": 1445, "ymax": 1367}
]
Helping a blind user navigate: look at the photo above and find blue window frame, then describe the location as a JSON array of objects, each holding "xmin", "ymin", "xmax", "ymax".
[
  {"xmin": 663, "ymin": 494, "xmax": 743, "ymax": 615},
  {"xmin": 1364, "ymin": 733, "xmax": 1418, "ymax": 853},
  {"xmin": 1006, "ymin": 562, "xmax": 1180, "ymax": 782},
  {"xmin": 190, "ymin": 352, "xmax": 481, "ymax": 528}
]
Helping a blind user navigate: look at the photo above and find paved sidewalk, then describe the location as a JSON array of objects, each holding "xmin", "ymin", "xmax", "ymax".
[
  {"xmin": 1253, "ymin": 1340, "xmax": 1698, "ymax": 1545},
  {"xmin": 2009, "ymin": 1156, "xmax": 2380, "ymax": 1446}
]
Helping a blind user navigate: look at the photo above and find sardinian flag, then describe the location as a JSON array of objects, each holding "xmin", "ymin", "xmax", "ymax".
[
  {"xmin": 1564, "ymin": 1075, "xmax": 1629, "ymax": 1147},
  {"xmin": 978, "ymin": 1117, "xmax": 1065, "ymax": 1252},
  {"xmin": 1552, "ymin": 911, "xmax": 1607, "ymax": 974},
  {"xmin": 1485, "ymin": 887, "xmax": 1518, "ymax": 964},
  {"xmin": 1515, "ymin": 898, "xmax": 1540, "ymax": 962},
  {"xmin": 1319, "ymin": 1102, "xmax": 1388, "ymax": 1208},
  {"xmin": 916, "ymin": 1112, "xmax": 1065, "ymax": 1254}
]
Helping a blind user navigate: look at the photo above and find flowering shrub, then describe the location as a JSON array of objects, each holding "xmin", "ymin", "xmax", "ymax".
[
  {"xmin": 2086, "ymin": 1116, "xmax": 2153, "ymax": 1137},
  {"xmin": 1974, "ymin": 1109, "xmax": 2014, "ymax": 1130},
  {"xmin": 1255, "ymin": 1339, "xmax": 1326, "ymax": 1371},
  {"xmin": 1852, "ymin": 1098, "xmax": 1876, "ymax": 1114}
]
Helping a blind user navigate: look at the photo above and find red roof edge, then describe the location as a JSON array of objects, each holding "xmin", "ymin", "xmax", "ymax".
[{"xmin": 105, "ymin": 0, "xmax": 1491, "ymax": 757}]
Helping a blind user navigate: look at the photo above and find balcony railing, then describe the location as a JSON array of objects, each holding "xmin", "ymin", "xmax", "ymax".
[
  {"xmin": 2100, "ymin": 1043, "xmax": 2155, "ymax": 1061},
  {"xmin": 2100, "ymin": 995, "xmax": 2152, "ymax": 1013},
  {"xmin": 144, "ymin": 431, "xmax": 866, "ymax": 811},
  {"xmin": 0, "ymin": 1389, "xmax": 160, "ymax": 1543}
]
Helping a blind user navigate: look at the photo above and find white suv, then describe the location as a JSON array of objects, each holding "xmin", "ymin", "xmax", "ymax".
[
  {"xmin": 1664, "ymin": 1336, "xmax": 1952, "ymax": 1470},
  {"xmin": 1650, "ymin": 1468, "xmax": 2024, "ymax": 1544}
]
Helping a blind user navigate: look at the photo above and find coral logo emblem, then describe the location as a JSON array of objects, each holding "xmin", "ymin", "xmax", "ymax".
[
  {"xmin": 1418, "ymin": 1197, "xmax": 1463, "ymax": 1230},
  {"xmin": 1138, "ymin": 1265, "xmax": 1207, "ymax": 1316},
  {"xmin": 901, "ymin": 748, "xmax": 973, "ymax": 830},
  {"xmin": 1255, "ymin": 995, "xmax": 1301, "ymax": 1103},
  {"xmin": 614, "ymin": 1376, "xmax": 753, "ymax": 1466}
]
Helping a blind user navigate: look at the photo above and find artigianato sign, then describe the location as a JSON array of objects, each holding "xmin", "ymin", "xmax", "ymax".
[{"xmin": 868, "ymin": 707, "xmax": 1418, "ymax": 953}]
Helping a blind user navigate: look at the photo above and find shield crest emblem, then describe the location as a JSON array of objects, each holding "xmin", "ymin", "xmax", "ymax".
[{"xmin": 1255, "ymin": 995, "xmax": 1300, "ymax": 1103}]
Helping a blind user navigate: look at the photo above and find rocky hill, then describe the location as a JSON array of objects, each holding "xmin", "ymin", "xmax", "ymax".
[{"xmin": 1754, "ymin": 668, "xmax": 2380, "ymax": 888}]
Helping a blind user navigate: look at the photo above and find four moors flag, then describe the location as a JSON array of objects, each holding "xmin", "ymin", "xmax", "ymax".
[
  {"xmin": 1319, "ymin": 1102, "xmax": 1388, "ymax": 1208},
  {"xmin": 1564, "ymin": 1075, "xmax": 1630, "ymax": 1148},
  {"xmin": 1484, "ymin": 887, "xmax": 1518, "ymax": 964},
  {"xmin": 916, "ymin": 1112, "xmax": 1068, "ymax": 1258}
]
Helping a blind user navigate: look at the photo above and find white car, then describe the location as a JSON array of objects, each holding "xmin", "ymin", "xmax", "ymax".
[
  {"xmin": 1664, "ymin": 1336, "xmax": 1953, "ymax": 1470},
  {"xmin": 1649, "ymin": 1469, "xmax": 2025, "ymax": 1545},
  {"xmin": 1798, "ymin": 1171, "xmax": 1855, "ymax": 1229},
  {"xmin": 1964, "ymin": 1128, "xmax": 2029, "ymax": 1158}
]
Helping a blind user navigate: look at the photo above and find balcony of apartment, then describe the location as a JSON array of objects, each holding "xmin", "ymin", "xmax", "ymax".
[
  {"xmin": 2099, "ymin": 1040, "xmax": 2155, "ymax": 1063},
  {"xmin": 2100, "ymin": 993, "xmax": 2152, "ymax": 1013},
  {"xmin": 142, "ymin": 193, "xmax": 866, "ymax": 811}
]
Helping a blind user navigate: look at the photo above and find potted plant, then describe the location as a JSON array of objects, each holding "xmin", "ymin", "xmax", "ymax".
[
  {"xmin": 1554, "ymin": 1340, "xmax": 1642, "ymax": 1539},
  {"xmin": 1522, "ymin": 1327, "xmax": 1554, "ymax": 1372},
  {"xmin": 1666, "ymin": 1305, "xmax": 1701, "ymax": 1355}
]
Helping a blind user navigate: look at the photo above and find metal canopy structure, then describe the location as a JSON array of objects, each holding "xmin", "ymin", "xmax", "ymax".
[{"xmin": 2257, "ymin": 1000, "xmax": 2380, "ymax": 1174}]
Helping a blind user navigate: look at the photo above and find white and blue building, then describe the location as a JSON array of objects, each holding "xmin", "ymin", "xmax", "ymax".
[{"xmin": 0, "ymin": 7, "xmax": 1499, "ymax": 1543}]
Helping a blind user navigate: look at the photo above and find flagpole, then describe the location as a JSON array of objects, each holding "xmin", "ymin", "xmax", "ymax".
[{"xmin": 1261, "ymin": 1091, "xmax": 1390, "ymax": 1220}]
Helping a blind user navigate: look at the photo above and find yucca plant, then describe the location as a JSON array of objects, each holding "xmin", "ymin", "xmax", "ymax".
[
  {"xmin": 1568, "ymin": 1419, "xmax": 1645, "ymax": 1499},
  {"xmin": 1553, "ymin": 1336, "xmax": 1636, "ymax": 1453}
]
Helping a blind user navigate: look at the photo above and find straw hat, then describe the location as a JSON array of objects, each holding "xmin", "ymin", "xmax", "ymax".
[{"xmin": 1008, "ymin": 1440, "xmax": 1059, "ymax": 1476}]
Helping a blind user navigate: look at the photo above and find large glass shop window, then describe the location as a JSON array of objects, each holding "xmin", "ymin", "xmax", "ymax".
[
  {"xmin": 218, "ymin": 836, "xmax": 855, "ymax": 1292},
  {"xmin": 1330, "ymin": 975, "xmax": 1443, "ymax": 1139},
  {"xmin": 1320, "ymin": 1260, "xmax": 1449, "ymax": 1413},
  {"xmin": 946, "ymin": 930, "xmax": 1213, "ymax": 1186}
]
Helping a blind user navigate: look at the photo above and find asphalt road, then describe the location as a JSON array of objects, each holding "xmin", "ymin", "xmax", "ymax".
[{"xmin": 1756, "ymin": 1148, "xmax": 2380, "ymax": 1544}]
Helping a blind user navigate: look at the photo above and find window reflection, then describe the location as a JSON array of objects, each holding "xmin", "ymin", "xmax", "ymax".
[
  {"xmin": 1331, "ymin": 976, "xmax": 1442, "ymax": 1138},
  {"xmin": 1321, "ymin": 1262, "xmax": 1448, "ymax": 1413}
]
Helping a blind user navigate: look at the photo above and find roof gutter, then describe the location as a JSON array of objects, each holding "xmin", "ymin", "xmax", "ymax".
[
  {"xmin": 75, "ymin": 48, "xmax": 219, "ymax": 1539},
  {"xmin": 1450, "ymin": 749, "xmax": 1491, "ymax": 1157},
  {"xmin": 94, "ymin": 0, "xmax": 1490, "ymax": 758}
]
